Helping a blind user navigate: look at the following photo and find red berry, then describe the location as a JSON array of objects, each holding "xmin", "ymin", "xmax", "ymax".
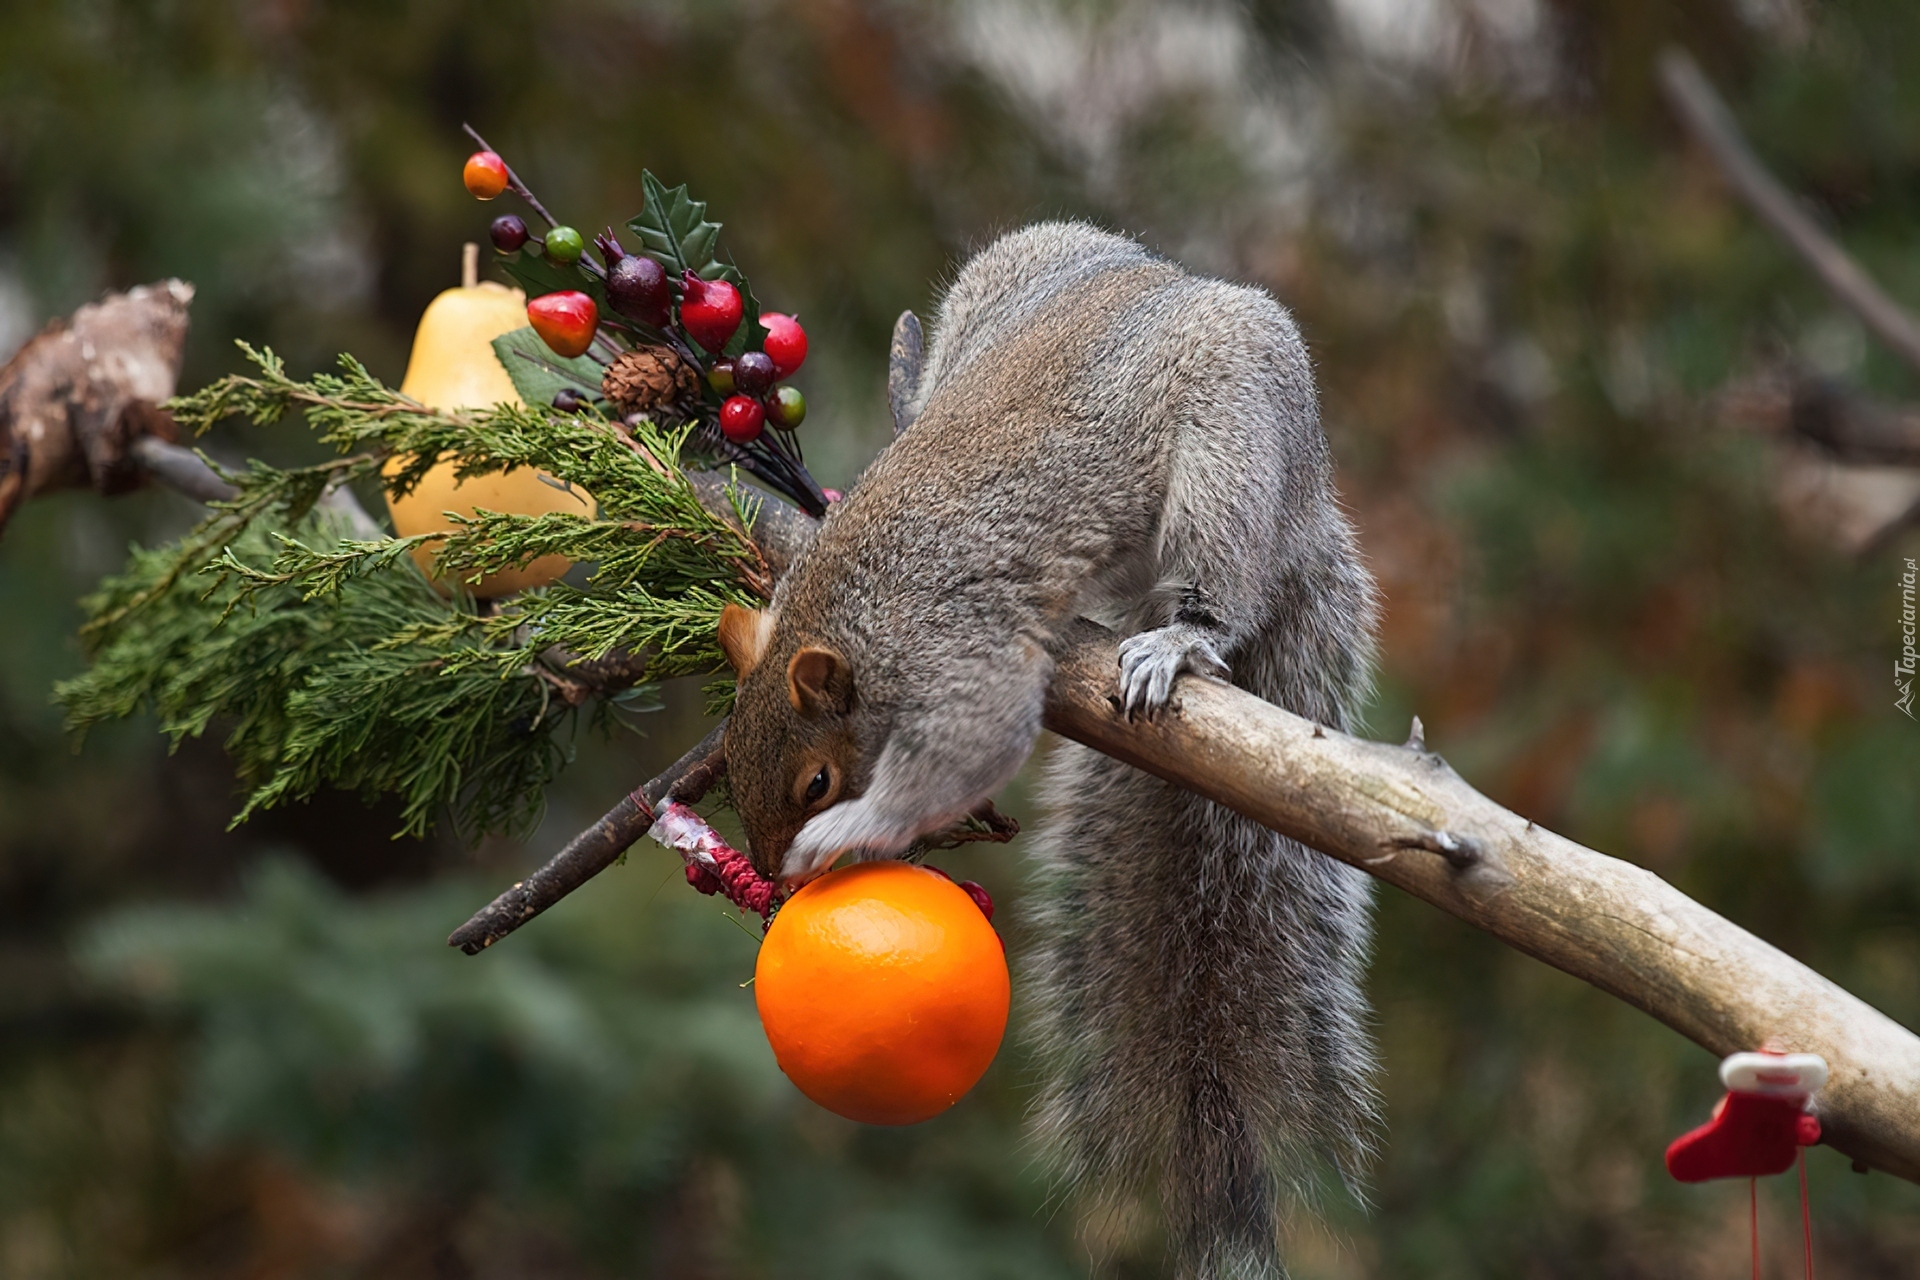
[
  {"xmin": 733, "ymin": 350, "xmax": 776, "ymax": 396},
  {"xmin": 957, "ymin": 881, "xmax": 994, "ymax": 921},
  {"xmin": 679, "ymin": 272, "xmax": 743, "ymax": 353},
  {"xmin": 760, "ymin": 312, "xmax": 807, "ymax": 377},
  {"xmin": 719, "ymin": 395, "xmax": 765, "ymax": 443},
  {"xmin": 463, "ymin": 151, "xmax": 509, "ymax": 200},
  {"xmin": 527, "ymin": 291, "xmax": 598, "ymax": 358},
  {"xmin": 608, "ymin": 255, "xmax": 671, "ymax": 327}
]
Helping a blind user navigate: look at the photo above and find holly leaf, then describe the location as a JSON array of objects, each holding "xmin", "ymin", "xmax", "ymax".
[
  {"xmin": 631, "ymin": 171, "xmax": 719, "ymax": 278},
  {"xmin": 727, "ymin": 264, "xmax": 768, "ymax": 358},
  {"xmin": 496, "ymin": 249, "xmax": 606, "ymax": 313},
  {"xmin": 491, "ymin": 327, "xmax": 604, "ymax": 409},
  {"xmin": 627, "ymin": 171, "xmax": 767, "ymax": 356}
]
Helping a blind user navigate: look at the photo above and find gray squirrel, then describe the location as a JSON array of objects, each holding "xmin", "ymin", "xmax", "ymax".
[{"xmin": 717, "ymin": 222, "xmax": 1381, "ymax": 1278}]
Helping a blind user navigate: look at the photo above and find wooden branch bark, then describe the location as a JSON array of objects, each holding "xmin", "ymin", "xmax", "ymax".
[
  {"xmin": 1043, "ymin": 618, "xmax": 1920, "ymax": 1185},
  {"xmin": 1717, "ymin": 377, "xmax": 1920, "ymax": 469},
  {"xmin": 1659, "ymin": 48, "xmax": 1920, "ymax": 376},
  {"xmin": 129, "ymin": 436, "xmax": 237, "ymax": 502},
  {"xmin": 0, "ymin": 280, "xmax": 195, "ymax": 535}
]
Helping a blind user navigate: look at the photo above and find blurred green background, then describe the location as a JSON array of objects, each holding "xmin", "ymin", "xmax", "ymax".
[{"xmin": 1, "ymin": 0, "xmax": 1916, "ymax": 1275}]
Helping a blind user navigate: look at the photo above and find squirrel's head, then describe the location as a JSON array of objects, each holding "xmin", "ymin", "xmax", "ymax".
[{"xmin": 718, "ymin": 602, "xmax": 874, "ymax": 887}]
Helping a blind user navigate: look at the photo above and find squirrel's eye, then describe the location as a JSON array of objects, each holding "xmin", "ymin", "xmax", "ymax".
[{"xmin": 804, "ymin": 767, "xmax": 831, "ymax": 804}]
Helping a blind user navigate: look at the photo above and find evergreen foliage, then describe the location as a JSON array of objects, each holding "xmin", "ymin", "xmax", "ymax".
[{"xmin": 55, "ymin": 345, "xmax": 769, "ymax": 838}]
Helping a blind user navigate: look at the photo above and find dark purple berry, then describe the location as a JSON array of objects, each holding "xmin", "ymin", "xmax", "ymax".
[
  {"xmin": 607, "ymin": 254, "xmax": 671, "ymax": 327},
  {"xmin": 733, "ymin": 350, "xmax": 776, "ymax": 396},
  {"xmin": 594, "ymin": 226, "xmax": 625, "ymax": 267},
  {"xmin": 490, "ymin": 214, "xmax": 529, "ymax": 253},
  {"xmin": 552, "ymin": 388, "xmax": 586, "ymax": 413}
]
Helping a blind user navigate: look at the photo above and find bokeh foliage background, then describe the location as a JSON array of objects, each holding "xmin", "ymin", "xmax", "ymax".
[{"xmin": 1, "ymin": 0, "xmax": 1916, "ymax": 1276}]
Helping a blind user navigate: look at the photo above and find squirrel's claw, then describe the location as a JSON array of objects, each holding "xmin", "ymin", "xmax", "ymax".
[{"xmin": 1117, "ymin": 625, "xmax": 1229, "ymax": 720}]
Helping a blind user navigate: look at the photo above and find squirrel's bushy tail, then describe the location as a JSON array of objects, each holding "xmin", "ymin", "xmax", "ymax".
[{"xmin": 1027, "ymin": 589, "xmax": 1381, "ymax": 1277}]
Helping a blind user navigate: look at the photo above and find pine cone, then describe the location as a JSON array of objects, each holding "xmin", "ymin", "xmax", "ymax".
[{"xmin": 602, "ymin": 345, "xmax": 700, "ymax": 419}]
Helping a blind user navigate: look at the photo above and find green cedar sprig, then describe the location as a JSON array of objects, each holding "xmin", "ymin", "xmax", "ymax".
[
  {"xmin": 57, "ymin": 513, "xmax": 564, "ymax": 838},
  {"xmin": 59, "ymin": 344, "xmax": 770, "ymax": 838}
]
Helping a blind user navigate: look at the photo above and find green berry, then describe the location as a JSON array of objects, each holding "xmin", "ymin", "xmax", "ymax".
[
  {"xmin": 706, "ymin": 359, "xmax": 736, "ymax": 396},
  {"xmin": 767, "ymin": 385, "xmax": 806, "ymax": 429},
  {"xmin": 544, "ymin": 225, "xmax": 585, "ymax": 264}
]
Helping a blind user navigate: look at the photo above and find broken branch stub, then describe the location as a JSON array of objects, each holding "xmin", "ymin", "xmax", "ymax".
[{"xmin": 0, "ymin": 280, "xmax": 195, "ymax": 536}]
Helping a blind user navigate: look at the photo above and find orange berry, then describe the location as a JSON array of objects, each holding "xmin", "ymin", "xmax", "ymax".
[
  {"xmin": 755, "ymin": 862, "xmax": 1008, "ymax": 1125},
  {"xmin": 463, "ymin": 150, "xmax": 509, "ymax": 200}
]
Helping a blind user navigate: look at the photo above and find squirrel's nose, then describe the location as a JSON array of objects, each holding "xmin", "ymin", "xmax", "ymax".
[{"xmin": 777, "ymin": 845, "xmax": 838, "ymax": 894}]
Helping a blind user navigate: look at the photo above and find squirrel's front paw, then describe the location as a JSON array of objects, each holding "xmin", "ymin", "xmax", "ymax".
[{"xmin": 1117, "ymin": 625, "xmax": 1229, "ymax": 718}]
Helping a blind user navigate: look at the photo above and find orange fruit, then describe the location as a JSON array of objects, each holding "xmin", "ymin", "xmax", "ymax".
[{"xmin": 754, "ymin": 862, "xmax": 1009, "ymax": 1125}]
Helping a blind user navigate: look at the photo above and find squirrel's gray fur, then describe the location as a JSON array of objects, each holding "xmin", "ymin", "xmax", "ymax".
[{"xmin": 722, "ymin": 222, "xmax": 1381, "ymax": 1278}]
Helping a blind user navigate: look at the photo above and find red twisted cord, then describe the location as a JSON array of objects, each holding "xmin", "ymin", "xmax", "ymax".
[
  {"xmin": 645, "ymin": 799, "xmax": 780, "ymax": 920},
  {"xmin": 684, "ymin": 842, "xmax": 778, "ymax": 917}
]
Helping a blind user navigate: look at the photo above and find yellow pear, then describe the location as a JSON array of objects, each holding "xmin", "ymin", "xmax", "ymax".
[{"xmin": 384, "ymin": 248, "xmax": 593, "ymax": 597}]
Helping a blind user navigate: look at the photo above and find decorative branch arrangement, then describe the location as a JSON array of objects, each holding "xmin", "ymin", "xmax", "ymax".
[
  {"xmin": 461, "ymin": 126, "xmax": 827, "ymax": 517},
  {"xmin": 2, "ymin": 113, "xmax": 1916, "ymax": 1189}
]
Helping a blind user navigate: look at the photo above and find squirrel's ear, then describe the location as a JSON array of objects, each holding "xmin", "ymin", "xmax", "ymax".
[
  {"xmin": 717, "ymin": 604, "xmax": 775, "ymax": 676},
  {"xmin": 788, "ymin": 646, "xmax": 854, "ymax": 716}
]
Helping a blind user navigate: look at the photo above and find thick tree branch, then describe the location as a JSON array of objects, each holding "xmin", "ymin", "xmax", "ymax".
[
  {"xmin": 1660, "ymin": 48, "xmax": 1920, "ymax": 376},
  {"xmin": 1043, "ymin": 619, "xmax": 1920, "ymax": 1185},
  {"xmin": 129, "ymin": 436, "xmax": 237, "ymax": 502}
]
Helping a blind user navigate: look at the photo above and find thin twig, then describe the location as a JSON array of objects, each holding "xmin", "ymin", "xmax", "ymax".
[
  {"xmin": 461, "ymin": 123, "xmax": 607, "ymax": 283},
  {"xmin": 446, "ymin": 721, "xmax": 729, "ymax": 954},
  {"xmin": 1659, "ymin": 48, "xmax": 1920, "ymax": 375},
  {"xmin": 1789, "ymin": 380, "xmax": 1920, "ymax": 467}
]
